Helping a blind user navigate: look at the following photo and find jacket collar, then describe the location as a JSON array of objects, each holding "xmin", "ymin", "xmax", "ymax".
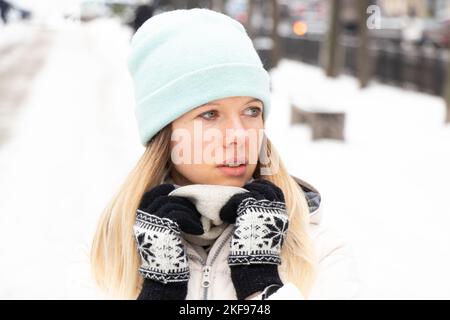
[{"xmin": 290, "ymin": 175, "xmax": 322, "ymax": 225}]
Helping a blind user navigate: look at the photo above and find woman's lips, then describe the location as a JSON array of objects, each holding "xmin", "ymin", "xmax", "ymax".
[{"xmin": 216, "ymin": 164, "xmax": 247, "ymax": 177}]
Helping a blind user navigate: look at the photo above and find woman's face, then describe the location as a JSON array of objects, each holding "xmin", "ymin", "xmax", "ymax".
[{"xmin": 170, "ymin": 96, "xmax": 265, "ymax": 187}]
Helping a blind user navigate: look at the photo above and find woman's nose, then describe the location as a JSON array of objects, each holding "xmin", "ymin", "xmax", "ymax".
[{"xmin": 223, "ymin": 116, "xmax": 248, "ymax": 146}]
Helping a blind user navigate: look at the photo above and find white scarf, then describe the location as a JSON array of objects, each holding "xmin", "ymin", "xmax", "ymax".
[{"xmin": 163, "ymin": 171, "xmax": 253, "ymax": 246}]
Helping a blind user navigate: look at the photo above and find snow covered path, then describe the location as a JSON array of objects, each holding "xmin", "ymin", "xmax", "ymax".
[
  {"xmin": 0, "ymin": 19, "xmax": 449, "ymax": 299},
  {"xmin": 0, "ymin": 19, "xmax": 142, "ymax": 298}
]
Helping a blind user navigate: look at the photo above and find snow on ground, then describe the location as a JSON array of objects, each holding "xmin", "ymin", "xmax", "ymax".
[
  {"xmin": 0, "ymin": 18, "xmax": 142, "ymax": 299},
  {"xmin": 268, "ymin": 59, "xmax": 450, "ymax": 299},
  {"xmin": 0, "ymin": 18, "xmax": 449, "ymax": 299}
]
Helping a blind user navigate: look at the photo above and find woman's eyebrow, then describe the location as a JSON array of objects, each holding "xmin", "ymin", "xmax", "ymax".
[{"xmin": 199, "ymin": 98, "xmax": 262, "ymax": 108}]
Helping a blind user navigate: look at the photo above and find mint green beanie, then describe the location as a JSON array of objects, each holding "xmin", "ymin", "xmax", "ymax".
[{"xmin": 127, "ymin": 8, "xmax": 271, "ymax": 146}]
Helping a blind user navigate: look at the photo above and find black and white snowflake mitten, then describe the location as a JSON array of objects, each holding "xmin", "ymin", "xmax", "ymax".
[
  {"xmin": 133, "ymin": 184, "xmax": 204, "ymax": 300},
  {"xmin": 219, "ymin": 179, "xmax": 289, "ymax": 300}
]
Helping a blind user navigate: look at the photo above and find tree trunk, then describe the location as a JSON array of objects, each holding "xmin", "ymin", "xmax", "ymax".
[
  {"xmin": 445, "ymin": 52, "xmax": 450, "ymax": 123},
  {"xmin": 171, "ymin": 0, "xmax": 184, "ymax": 9},
  {"xmin": 212, "ymin": 0, "xmax": 225, "ymax": 13},
  {"xmin": 270, "ymin": 0, "xmax": 280, "ymax": 68},
  {"xmin": 323, "ymin": 0, "xmax": 342, "ymax": 78},
  {"xmin": 357, "ymin": 0, "xmax": 371, "ymax": 88},
  {"xmin": 246, "ymin": 0, "xmax": 255, "ymax": 39},
  {"xmin": 187, "ymin": 0, "xmax": 198, "ymax": 9}
]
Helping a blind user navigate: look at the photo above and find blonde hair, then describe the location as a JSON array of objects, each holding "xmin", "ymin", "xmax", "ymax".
[{"xmin": 90, "ymin": 125, "xmax": 317, "ymax": 299}]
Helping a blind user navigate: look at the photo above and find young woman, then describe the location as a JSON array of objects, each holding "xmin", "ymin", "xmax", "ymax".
[{"xmin": 90, "ymin": 8, "xmax": 360, "ymax": 300}]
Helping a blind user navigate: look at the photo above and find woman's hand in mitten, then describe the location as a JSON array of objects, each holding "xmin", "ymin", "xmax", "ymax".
[
  {"xmin": 133, "ymin": 183, "xmax": 204, "ymax": 300},
  {"xmin": 219, "ymin": 179, "xmax": 289, "ymax": 300}
]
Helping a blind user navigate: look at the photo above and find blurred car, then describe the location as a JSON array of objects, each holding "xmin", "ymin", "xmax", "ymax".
[
  {"xmin": 278, "ymin": 0, "xmax": 326, "ymax": 38},
  {"xmin": 226, "ymin": 0, "xmax": 248, "ymax": 25},
  {"xmin": 423, "ymin": 19, "xmax": 450, "ymax": 48}
]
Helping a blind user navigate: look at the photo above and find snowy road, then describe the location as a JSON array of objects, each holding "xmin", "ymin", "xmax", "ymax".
[
  {"xmin": 0, "ymin": 18, "xmax": 449, "ymax": 299},
  {"xmin": 0, "ymin": 23, "xmax": 54, "ymax": 145}
]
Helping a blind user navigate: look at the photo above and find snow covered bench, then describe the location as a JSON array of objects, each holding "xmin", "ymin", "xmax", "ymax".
[{"xmin": 291, "ymin": 103, "xmax": 346, "ymax": 141}]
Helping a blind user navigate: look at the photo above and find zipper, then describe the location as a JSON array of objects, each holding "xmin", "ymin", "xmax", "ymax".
[
  {"xmin": 186, "ymin": 228, "xmax": 234, "ymax": 300},
  {"xmin": 201, "ymin": 265, "xmax": 211, "ymax": 291}
]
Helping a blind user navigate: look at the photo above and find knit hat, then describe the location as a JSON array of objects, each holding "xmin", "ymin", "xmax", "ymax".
[{"xmin": 127, "ymin": 8, "xmax": 271, "ymax": 146}]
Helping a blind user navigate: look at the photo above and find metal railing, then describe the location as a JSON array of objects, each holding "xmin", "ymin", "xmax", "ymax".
[{"xmin": 277, "ymin": 34, "xmax": 449, "ymax": 96}]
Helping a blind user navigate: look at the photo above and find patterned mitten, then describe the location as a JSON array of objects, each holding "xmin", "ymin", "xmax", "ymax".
[
  {"xmin": 133, "ymin": 183, "xmax": 204, "ymax": 300},
  {"xmin": 219, "ymin": 179, "xmax": 289, "ymax": 300}
]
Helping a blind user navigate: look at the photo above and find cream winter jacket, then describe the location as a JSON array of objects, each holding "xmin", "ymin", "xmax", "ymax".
[{"xmin": 165, "ymin": 176, "xmax": 360, "ymax": 300}]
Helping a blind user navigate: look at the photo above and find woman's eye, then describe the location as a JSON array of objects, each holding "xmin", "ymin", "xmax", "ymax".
[
  {"xmin": 199, "ymin": 110, "xmax": 218, "ymax": 120},
  {"xmin": 245, "ymin": 106, "xmax": 262, "ymax": 117},
  {"xmin": 198, "ymin": 107, "xmax": 261, "ymax": 120}
]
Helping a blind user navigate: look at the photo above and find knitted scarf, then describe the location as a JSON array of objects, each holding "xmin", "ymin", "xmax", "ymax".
[{"xmin": 162, "ymin": 171, "xmax": 253, "ymax": 246}]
